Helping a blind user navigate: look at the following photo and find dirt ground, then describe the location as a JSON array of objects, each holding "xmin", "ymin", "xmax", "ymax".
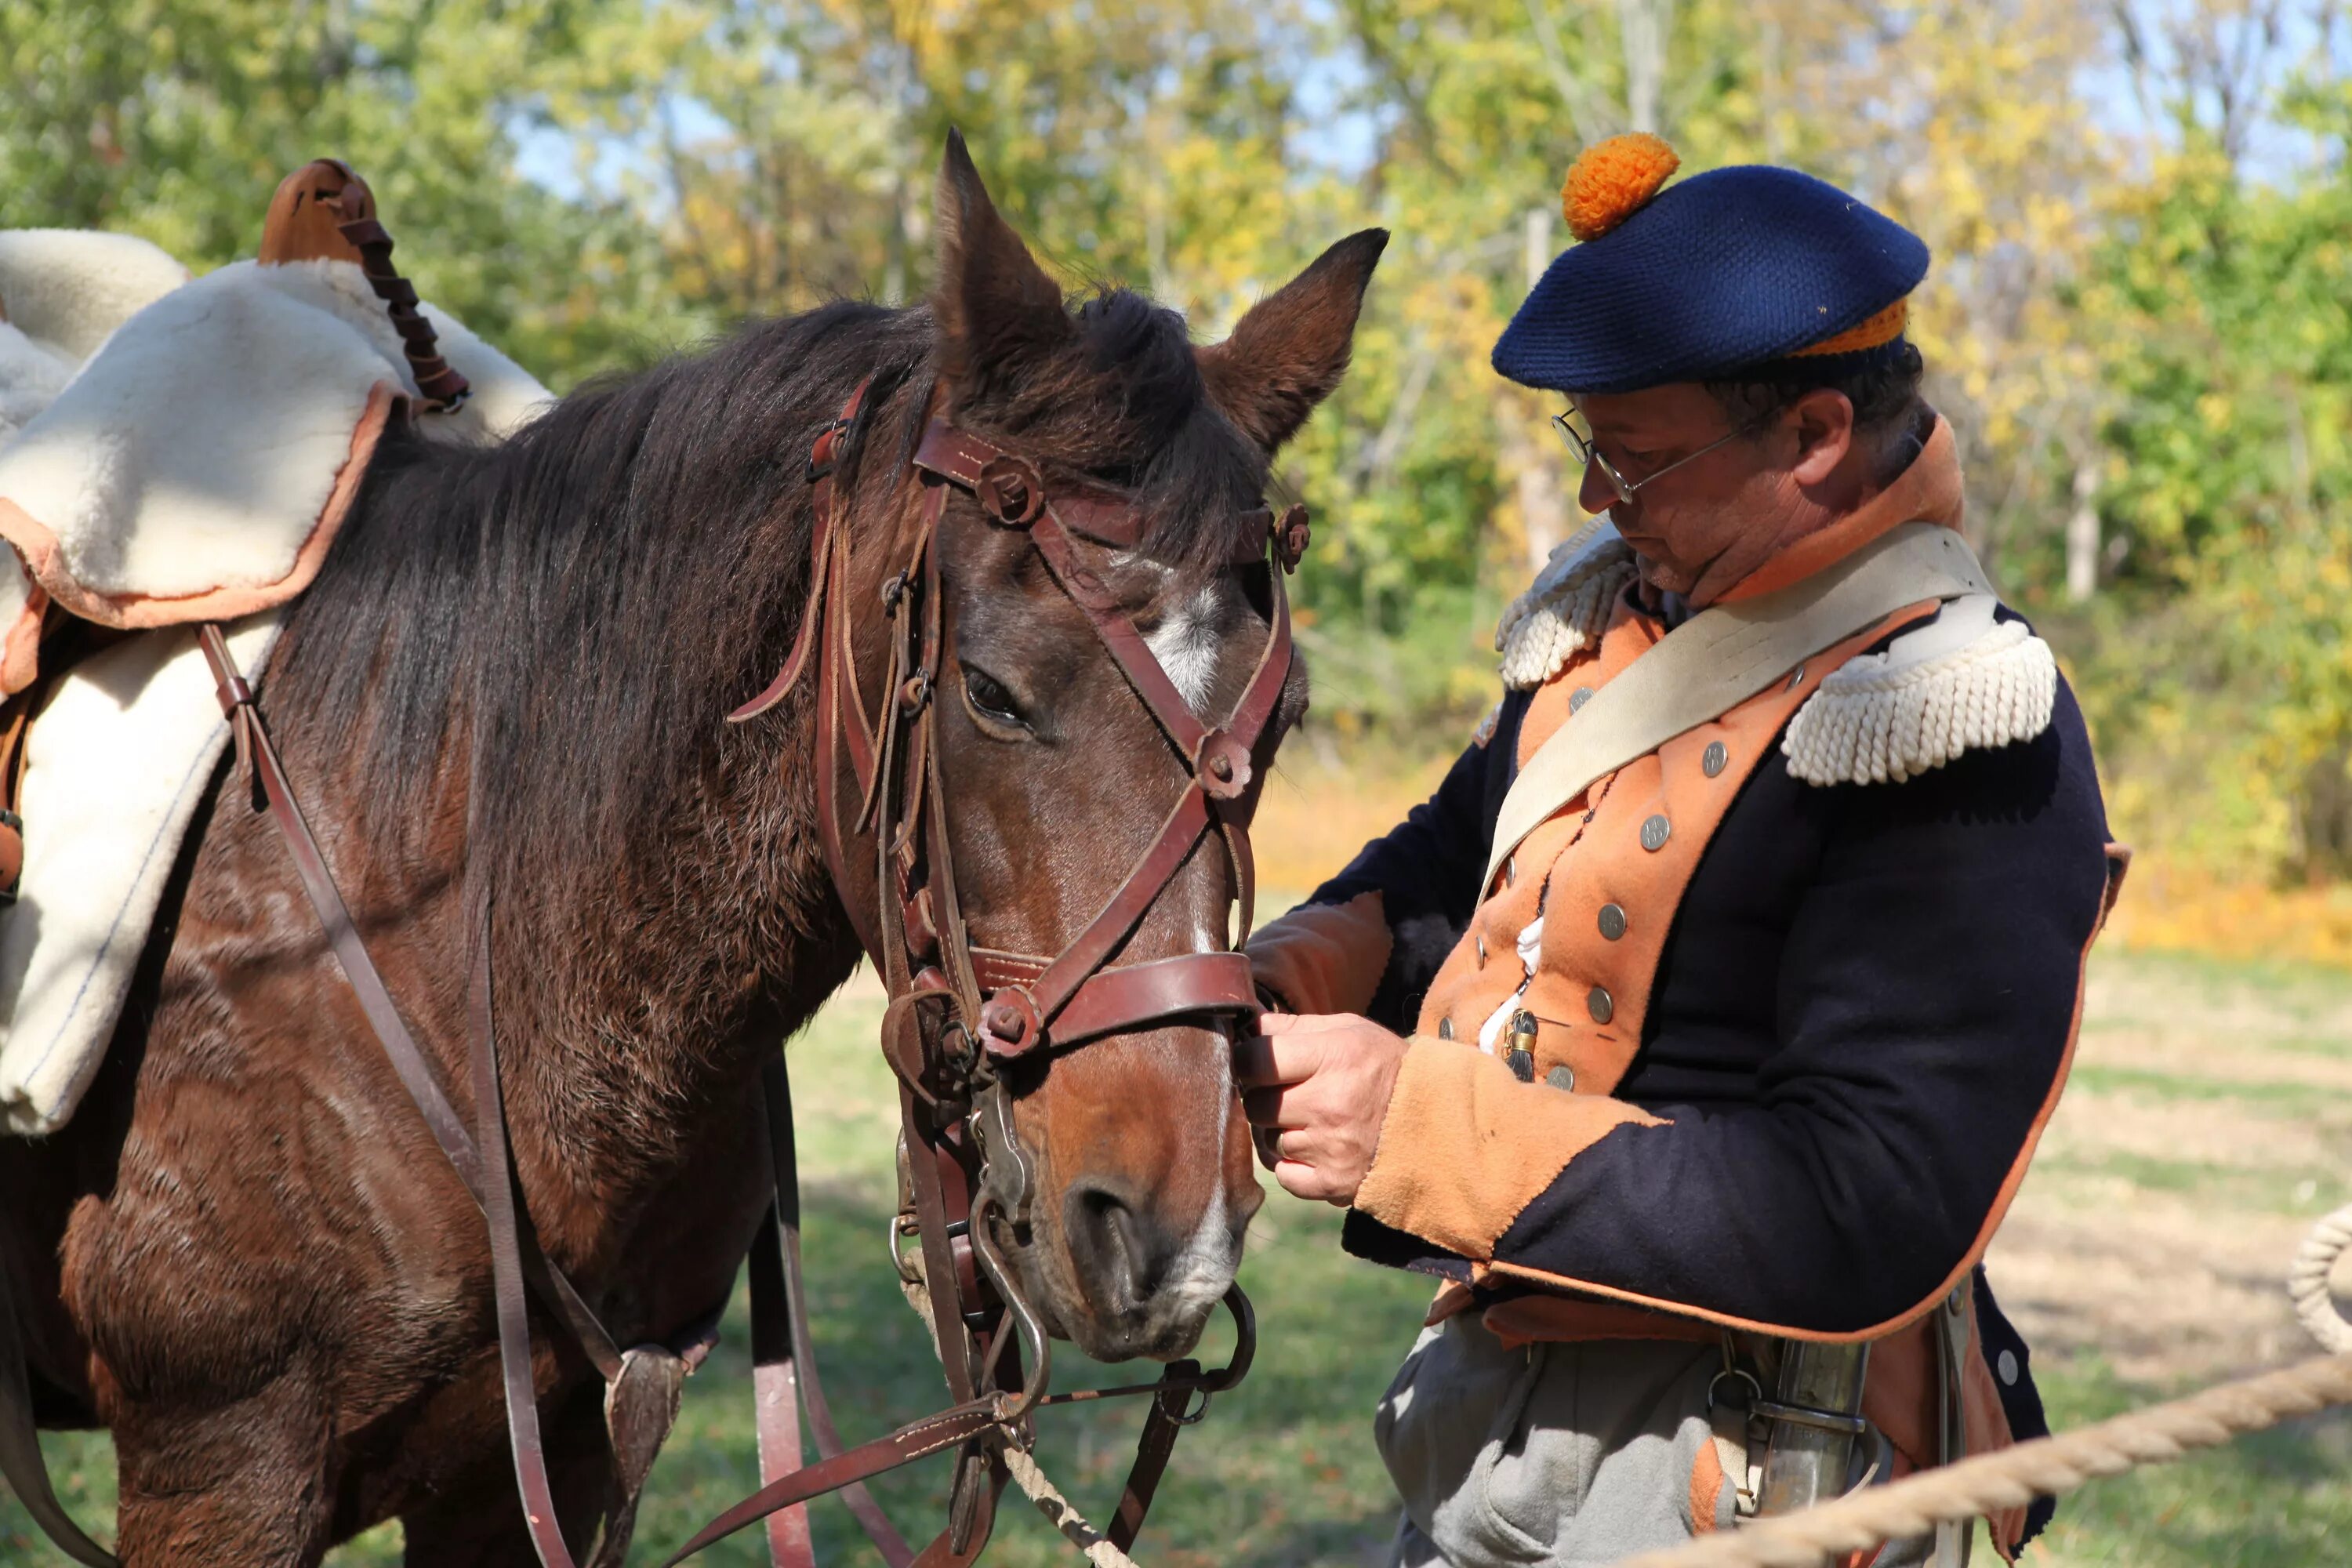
[{"xmin": 1987, "ymin": 949, "xmax": 2352, "ymax": 1385}]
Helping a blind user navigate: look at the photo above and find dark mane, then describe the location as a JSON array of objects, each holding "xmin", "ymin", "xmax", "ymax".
[{"xmin": 265, "ymin": 285, "xmax": 1265, "ymax": 889}]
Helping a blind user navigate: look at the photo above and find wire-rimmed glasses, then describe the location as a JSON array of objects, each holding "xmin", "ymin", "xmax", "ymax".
[{"xmin": 1551, "ymin": 405, "xmax": 1752, "ymax": 508}]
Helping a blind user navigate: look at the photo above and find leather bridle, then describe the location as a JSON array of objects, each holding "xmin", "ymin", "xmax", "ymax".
[{"xmin": 666, "ymin": 376, "xmax": 1308, "ymax": 1563}]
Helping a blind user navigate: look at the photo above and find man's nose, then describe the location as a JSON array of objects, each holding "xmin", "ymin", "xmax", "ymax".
[{"xmin": 1577, "ymin": 458, "xmax": 1618, "ymax": 517}]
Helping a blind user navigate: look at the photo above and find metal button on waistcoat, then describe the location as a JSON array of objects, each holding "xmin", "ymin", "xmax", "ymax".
[
  {"xmin": 1702, "ymin": 740, "xmax": 1729, "ymax": 778},
  {"xmin": 1545, "ymin": 1064, "xmax": 1576, "ymax": 1091},
  {"xmin": 1998, "ymin": 1349, "xmax": 2020, "ymax": 1387},
  {"xmin": 1570, "ymin": 685, "xmax": 1596, "ymax": 713},
  {"xmin": 1587, "ymin": 985, "xmax": 1613, "ymax": 1024},
  {"xmin": 1436, "ymin": 1017, "xmax": 1454, "ymax": 1040},
  {"xmin": 1598, "ymin": 902, "xmax": 1628, "ymax": 941},
  {"xmin": 1639, "ymin": 814, "xmax": 1671, "ymax": 851}
]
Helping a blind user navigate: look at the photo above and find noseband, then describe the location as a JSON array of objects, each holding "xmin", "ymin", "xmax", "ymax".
[{"xmin": 677, "ymin": 378, "xmax": 1308, "ymax": 1562}]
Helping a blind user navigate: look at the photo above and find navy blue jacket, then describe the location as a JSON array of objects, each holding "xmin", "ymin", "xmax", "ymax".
[{"xmin": 1298, "ymin": 644, "xmax": 2114, "ymax": 1543}]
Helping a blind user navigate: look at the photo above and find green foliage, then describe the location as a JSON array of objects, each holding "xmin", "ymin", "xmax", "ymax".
[{"xmin": 3, "ymin": 0, "xmax": 2350, "ymax": 872}]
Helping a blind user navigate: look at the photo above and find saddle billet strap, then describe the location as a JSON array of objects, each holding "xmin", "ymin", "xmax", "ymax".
[
  {"xmin": 0, "ymin": 1243, "xmax": 116, "ymax": 1566},
  {"xmin": 468, "ymin": 902, "xmax": 583, "ymax": 1568},
  {"xmin": 193, "ymin": 626, "xmax": 627, "ymax": 1382}
]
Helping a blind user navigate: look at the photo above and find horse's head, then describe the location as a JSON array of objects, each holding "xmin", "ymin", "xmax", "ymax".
[{"xmin": 837, "ymin": 136, "xmax": 1381, "ymax": 1363}]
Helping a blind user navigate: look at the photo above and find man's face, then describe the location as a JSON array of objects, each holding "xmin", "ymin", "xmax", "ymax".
[{"xmin": 1569, "ymin": 383, "xmax": 1800, "ymax": 604}]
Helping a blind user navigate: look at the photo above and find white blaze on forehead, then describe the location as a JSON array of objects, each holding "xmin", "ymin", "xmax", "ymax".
[{"xmin": 1143, "ymin": 582, "xmax": 1225, "ymax": 713}]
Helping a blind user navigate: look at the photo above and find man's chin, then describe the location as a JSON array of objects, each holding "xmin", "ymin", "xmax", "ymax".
[{"xmin": 1622, "ymin": 545, "xmax": 1694, "ymax": 598}]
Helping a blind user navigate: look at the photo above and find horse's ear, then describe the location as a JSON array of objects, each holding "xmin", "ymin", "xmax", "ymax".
[
  {"xmin": 933, "ymin": 129, "xmax": 1071, "ymax": 399},
  {"xmin": 1198, "ymin": 228, "xmax": 1388, "ymax": 455}
]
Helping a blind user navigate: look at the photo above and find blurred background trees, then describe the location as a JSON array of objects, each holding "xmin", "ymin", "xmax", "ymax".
[{"xmin": 5, "ymin": 0, "xmax": 2350, "ymax": 893}]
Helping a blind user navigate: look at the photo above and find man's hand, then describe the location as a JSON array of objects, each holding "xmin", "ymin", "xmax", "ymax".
[{"xmin": 1232, "ymin": 1012, "xmax": 1410, "ymax": 1206}]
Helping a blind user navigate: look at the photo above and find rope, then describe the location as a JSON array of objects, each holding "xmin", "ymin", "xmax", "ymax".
[
  {"xmin": 1003, "ymin": 1203, "xmax": 2352, "ymax": 1568},
  {"xmin": 1617, "ymin": 1201, "xmax": 2352, "ymax": 1568},
  {"xmin": 2288, "ymin": 1200, "xmax": 2352, "ymax": 1353},
  {"xmin": 998, "ymin": 1441, "xmax": 1141, "ymax": 1568}
]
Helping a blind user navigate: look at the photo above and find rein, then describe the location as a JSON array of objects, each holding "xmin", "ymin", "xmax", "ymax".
[{"xmin": 0, "ymin": 372, "xmax": 1312, "ymax": 1568}]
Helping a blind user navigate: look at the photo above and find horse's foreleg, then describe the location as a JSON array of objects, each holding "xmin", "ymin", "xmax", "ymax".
[
  {"xmin": 397, "ymin": 1377, "xmax": 614, "ymax": 1567},
  {"xmin": 109, "ymin": 1382, "xmax": 338, "ymax": 1568}
]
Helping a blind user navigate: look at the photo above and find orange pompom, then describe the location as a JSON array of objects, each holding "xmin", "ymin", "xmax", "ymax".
[{"xmin": 1561, "ymin": 133, "xmax": 1682, "ymax": 242}]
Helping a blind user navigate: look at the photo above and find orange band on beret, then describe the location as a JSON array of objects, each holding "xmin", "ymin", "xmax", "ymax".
[{"xmin": 1788, "ymin": 296, "xmax": 1908, "ymax": 358}]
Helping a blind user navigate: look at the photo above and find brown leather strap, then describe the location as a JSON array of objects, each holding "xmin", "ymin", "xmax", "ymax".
[
  {"xmin": 1037, "ymin": 952, "xmax": 1258, "ymax": 1047},
  {"xmin": 747, "ymin": 1221, "xmax": 818, "ymax": 1568},
  {"xmin": 0, "ymin": 1246, "xmax": 116, "ymax": 1565},
  {"xmin": 756, "ymin": 1057, "xmax": 916, "ymax": 1567},
  {"xmin": 470, "ymin": 906, "xmax": 583, "ymax": 1568},
  {"xmin": 194, "ymin": 626, "xmax": 623, "ymax": 1380},
  {"xmin": 657, "ymin": 1400, "xmax": 1004, "ymax": 1567},
  {"xmin": 334, "ymin": 213, "xmax": 469, "ymax": 410}
]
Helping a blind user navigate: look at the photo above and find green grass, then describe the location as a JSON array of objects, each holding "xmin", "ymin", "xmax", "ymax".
[
  {"xmin": 10, "ymin": 962, "xmax": 2352, "ymax": 1565},
  {"xmin": 2028, "ymin": 1362, "xmax": 2352, "ymax": 1568}
]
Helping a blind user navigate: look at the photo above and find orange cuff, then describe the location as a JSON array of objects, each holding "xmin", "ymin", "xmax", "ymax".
[
  {"xmin": 1244, "ymin": 891, "xmax": 1392, "ymax": 1017},
  {"xmin": 1353, "ymin": 1036, "xmax": 1660, "ymax": 1260}
]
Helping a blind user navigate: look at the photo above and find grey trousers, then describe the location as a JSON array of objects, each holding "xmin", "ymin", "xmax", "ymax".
[
  {"xmin": 1375, "ymin": 1317, "xmax": 1726, "ymax": 1566},
  {"xmin": 1374, "ymin": 1316, "xmax": 1943, "ymax": 1568}
]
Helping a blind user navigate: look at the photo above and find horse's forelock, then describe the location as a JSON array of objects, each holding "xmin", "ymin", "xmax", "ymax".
[{"xmin": 978, "ymin": 286, "xmax": 1271, "ymax": 578}]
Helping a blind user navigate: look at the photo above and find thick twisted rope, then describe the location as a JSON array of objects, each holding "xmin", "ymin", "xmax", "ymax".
[
  {"xmin": 999, "ymin": 1442, "xmax": 1141, "ymax": 1568},
  {"xmin": 999, "ymin": 1203, "xmax": 2352, "ymax": 1568},
  {"xmin": 2289, "ymin": 1200, "xmax": 2352, "ymax": 1353},
  {"xmin": 1619, "ymin": 1201, "xmax": 2352, "ymax": 1568}
]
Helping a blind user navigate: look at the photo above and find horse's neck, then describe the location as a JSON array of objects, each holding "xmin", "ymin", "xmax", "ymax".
[{"xmin": 306, "ymin": 412, "xmax": 874, "ymax": 1246}]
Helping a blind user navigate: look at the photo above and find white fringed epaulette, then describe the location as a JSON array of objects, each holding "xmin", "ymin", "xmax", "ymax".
[
  {"xmin": 1496, "ymin": 517, "xmax": 1639, "ymax": 691},
  {"xmin": 1782, "ymin": 595, "xmax": 2058, "ymax": 786}
]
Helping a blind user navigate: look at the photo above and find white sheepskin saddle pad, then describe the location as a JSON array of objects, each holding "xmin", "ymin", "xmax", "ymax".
[{"xmin": 0, "ymin": 230, "xmax": 550, "ymax": 1134}]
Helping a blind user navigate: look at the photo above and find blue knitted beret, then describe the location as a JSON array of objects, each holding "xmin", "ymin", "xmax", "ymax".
[{"xmin": 1492, "ymin": 163, "xmax": 1929, "ymax": 395}]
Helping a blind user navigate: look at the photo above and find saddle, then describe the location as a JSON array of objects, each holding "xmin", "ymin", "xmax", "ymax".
[{"xmin": 0, "ymin": 162, "xmax": 552, "ymax": 1140}]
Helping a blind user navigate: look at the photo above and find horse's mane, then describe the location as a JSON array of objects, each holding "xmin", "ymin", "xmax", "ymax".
[{"xmin": 267, "ymin": 286, "xmax": 1264, "ymax": 887}]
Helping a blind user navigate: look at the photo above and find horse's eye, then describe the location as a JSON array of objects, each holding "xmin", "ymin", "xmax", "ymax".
[{"xmin": 960, "ymin": 664, "xmax": 1028, "ymax": 730}]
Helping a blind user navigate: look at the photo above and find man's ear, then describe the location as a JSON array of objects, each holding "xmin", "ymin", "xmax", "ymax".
[
  {"xmin": 933, "ymin": 129, "xmax": 1072, "ymax": 403},
  {"xmin": 1197, "ymin": 229, "xmax": 1388, "ymax": 455},
  {"xmin": 1789, "ymin": 387, "xmax": 1857, "ymax": 487}
]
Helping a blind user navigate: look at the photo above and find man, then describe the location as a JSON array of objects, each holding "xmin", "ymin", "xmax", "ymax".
[{"xmin": 1237, "ymin": 134, "xmax": 2126, "ymax": 1566}]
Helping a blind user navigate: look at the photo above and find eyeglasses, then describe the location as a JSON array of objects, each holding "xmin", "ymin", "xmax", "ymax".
[{"xmin": 1551, "ymin": 404, "xmax": 1752, "ymax": 509}]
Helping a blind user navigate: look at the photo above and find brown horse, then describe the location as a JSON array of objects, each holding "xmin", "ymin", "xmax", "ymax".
[{"xmin": 0, "ymin": 136, "xmax": 1383, "ymax": 1564}]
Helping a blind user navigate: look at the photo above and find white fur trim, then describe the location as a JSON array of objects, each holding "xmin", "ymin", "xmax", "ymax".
[
  {"xmin": 1495, "ymin": 517, "xmax": 1638, "ymax": 691},
  {"xmin": 0, "ymin": 615, "xmax": 280, "ymax": 1134},
  {"xmin": 0, "ymin": 237, "xmax": 553, "ymax": 1134},
  {"xmin": 0, "ymin": 322, "xmax": 77, "ymax": 445},
  {"xmin": 1781, "ymin": 595, "xmax": 2058, "ymax": 787},
  {"xmin": 0, "ymin": 229, "xmax": 191, "ymax": 360},
  {"xmin": 0, "ymin": 254, "xmax": 554, "ymax": 617}
]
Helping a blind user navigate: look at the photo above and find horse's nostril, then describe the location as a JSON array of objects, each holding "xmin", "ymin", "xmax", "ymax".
[{"xmin": 1064, "ymin": 1182, "xmax": 1173, "ymax": 1316}]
